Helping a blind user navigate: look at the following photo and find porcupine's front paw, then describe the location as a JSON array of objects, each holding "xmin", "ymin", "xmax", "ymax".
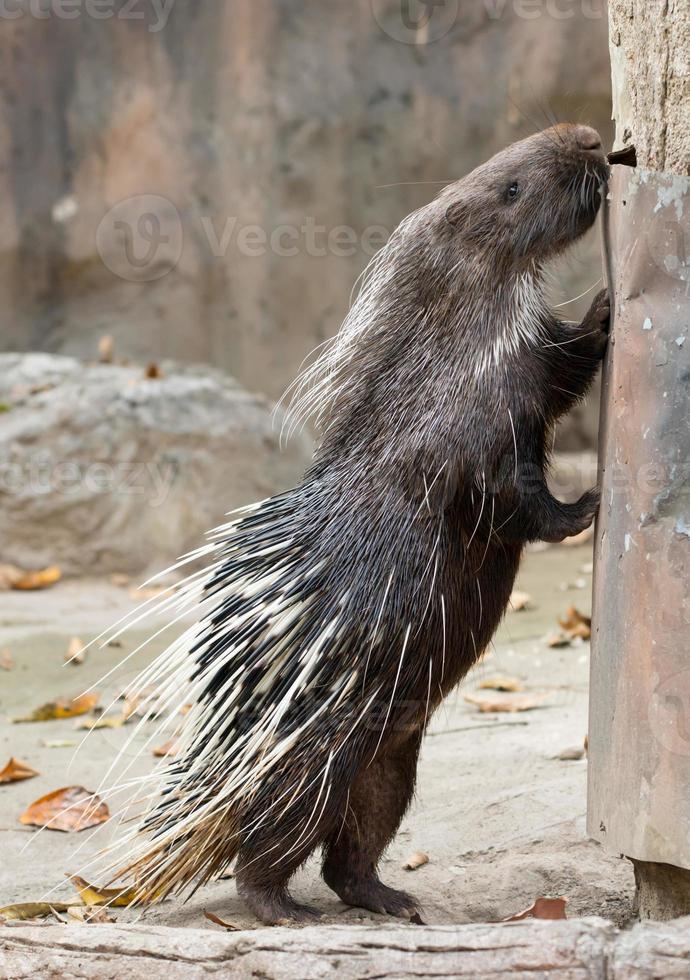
[
  {"xmin": 580, "ymin": 287, "xmax": 610, "ymax": 359},
  {"xmin": 325, "ymin": 868, "xmax": 424, "ymax": 923},
  {"xmin": 541, "ymin": 487, "xmax": 600, "ymax": 543}
]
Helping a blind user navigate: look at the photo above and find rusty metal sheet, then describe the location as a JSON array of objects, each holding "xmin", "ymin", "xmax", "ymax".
[{"xmin": 587, "ymin": 166, "xmax": 690, "ymax": 866}]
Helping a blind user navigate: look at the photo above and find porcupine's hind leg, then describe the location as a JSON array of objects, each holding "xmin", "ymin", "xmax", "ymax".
[
  {"xmin": 235, "ymin": 839, "xmax": 323, "ymax": 925},
  {"xmin": 322, "ymin": 727, "xmax": 424, "ymax": 920}
]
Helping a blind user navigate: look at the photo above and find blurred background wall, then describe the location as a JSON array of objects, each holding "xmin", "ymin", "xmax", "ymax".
[
  {"xmin": 0, "ymin": 0, "xmax": 611, "ymax": 423},
  {"xmin": 0, "ymin": 0, "xmax": 614, "ymax": 573}
]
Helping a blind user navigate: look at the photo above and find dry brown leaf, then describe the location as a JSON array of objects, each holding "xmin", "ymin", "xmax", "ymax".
[
  {"xmin": 464, "ymin": 691, "xmax": 550, "ymax": 714},
  {"xmin": 70, "ymin": 875, "xmax": 142, "ymax": 907},
  {"xmin": 477, "ymin": 675, "xmax": 524, "ymax": 693},
  {"xmin": 508, "ymin": 590, "xmax": 532, "ymax": 611},
  {"xmin": 12, "ymin": 565, "xmax": 62, "ymax": 590},
  {"xmin": 145, "ymin": 362, "xmax": 163, "ymax": 379},
  {"xmin": 557, "ymin": 746, "xmax": 586, "ymax": 761},
  {"xmin": 0, "ymin": 757, "xmax": 39, "ymax": 784},
  {"xmin": 98, "ymin": 334, "xmax": 114, "ymax": 363},
  {"xmin": 67, "ymin": 904, "xmax": 115, "ymax": 923},
  {"xmin": 546, "ymin": 631, "xmax": 572, "ymax": 648},
  {"xmin": 203, "ymin": 910, "xmax": 240, "ymax": 931},
  {"xmin": 128, "ymin": 584, "xmax": 169, "ymax": 601},
  {"xmin": 13, "ymin": 692, "xmax": 100, "ymax": 723},
  {"xmin": 153, "ymin": 736, "xmax": 180, "ymax": 758},
  {"xmin": 66, "ymin": 636, "xmax": 87, "ymax": 666},
  {"xmin": 0, "ymin": 902, "xmax": 72, "ymax": 922},
  {"xmin": 0, "ymin": 564, "xmax": 23, "ymax": 590},
  {"xmin": 0, "ymin": 648, "xmax": 13, "ymax": 671},
  {"xmin": 503, "ymin": 896, "xmax": 567, "ymax": 921},
  {"xmin": 75, "ymin": 713, "xmax": 126, "ymax": 731},
  {"xmin": 20, "ymin": 786, "xmax": 109, "ymax": 832},
  {"xmin": 558, "ymin": 605, "xmax": 592, "ymax": 640},
  {"xmin": 402, "ymin": 851, "xmax": 429, "ymax": 871}
]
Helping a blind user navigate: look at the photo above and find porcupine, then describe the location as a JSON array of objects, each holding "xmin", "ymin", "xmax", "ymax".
[{"xmin": 97, "ymin": 123, "xmax": 610, "ymax": 925}]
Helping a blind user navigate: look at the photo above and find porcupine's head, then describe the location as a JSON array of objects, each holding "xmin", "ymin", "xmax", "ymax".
[
  {"xmin": 435, "ymin": 123, "xmax": 608, "ymax": 272},
  {"xmin": 284, "ymin": 123, "xmax": 608, "ymax": 452}
]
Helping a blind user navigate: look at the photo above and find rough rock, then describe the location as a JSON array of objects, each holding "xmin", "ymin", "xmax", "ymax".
[{"xmin": 0, "ymin": 353, "xmax": 312, "ymax": 576}]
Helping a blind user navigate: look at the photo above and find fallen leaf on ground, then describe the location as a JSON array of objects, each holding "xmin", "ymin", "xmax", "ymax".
[
  {"xmin": 70, "ymin": 876, "xmax": 141, "ymax": 907},
  {"xmin": 546, "ymin": 632, "xmax": 572, "ymax": 648},
  {"xmin": 0, "ymin": 757, "xmax": 39, "ymax": 784},
  {"xmin": 66, "ymin": 636, "xmax": 87, "ymax": 665},
  {"xmin": 0, "ymin": 902, "xmax": 72, "ymax": 922},
  {"xmin": 12, "ymin": 565, "xmax": 62, "ymax": 590},
  {"xmin": 477, "ymin": 675, "xmax": 523, "ymax": 693},
  {"xmin": 503, "ymin": 896, "xmax": 567, "ymax": 921},
  {"xmin": 508, "ymin": 590, "xmax": 532, "ymax": 611},
  {"xmin": 203, "ymin": 910, "xmax": 240, "ymax": 931},
  {"xmin": 153, "ymin": 736, "xmax": 180, "ymax": 758},
  {"xmin": 463, "ymin": 691, "xmax": 550, "ymax": 713},
  {"xmin": 67, "ymin": 904, "xmax": 115, "ymax": 923},
  {"xmin": 128, "ymin": 585, "xmax": 170, "ymax": 601},
  {"xmin": 121, "ymin": 689, "xmax": 161, "ymax": 720},
  {"xmin": 0, "ymin": 565, "xmax": 23, "ymax": 590},
  {"xmin": 403, "ymin": 851, "xmax": 429, "ymax": 871},
  {"xmin": 558, "ymin": 605, "xmax": 592, "ymax": 640},
  {"xmin": 20, "ymin": 786, "xmax": 109, "ymax": 832},
  {"xmin": 0, "ymin": 649, "xmax": 13, "ymax": 670},
  {"xmin": 145, "ymin": 362, "xmax": 163, "ymax": 379},
  {"xmin": 41, "ymin": 739, "xmax": 77, "ymax": 749},
  {"xmin": 75, "ymin": 713, "xmax": 126, "ymax": 731},
  {"xmin": 13, "ymin": 692, "xmax": 100, "ymax": 723},
  {"xmin": 110, "ymin": 573, "xmax": 130, "ymax": 587},
  {"xmin": 557, "ymin": 746, "xmax": 585, "ymax": 761},
  {"xmin": 98, "ymin": 334, "xmax": 114, "ymax": 363}
]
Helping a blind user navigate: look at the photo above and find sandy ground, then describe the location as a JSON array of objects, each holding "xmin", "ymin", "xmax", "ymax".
[{"xmin": 0, "ymin": 543, "xmax": 634, "ymax": 930}]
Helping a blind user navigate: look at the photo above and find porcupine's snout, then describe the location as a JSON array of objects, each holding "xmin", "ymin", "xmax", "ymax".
[{"xmin": 566, "ymin": 123, "xmax": 604, "ymax": 157}]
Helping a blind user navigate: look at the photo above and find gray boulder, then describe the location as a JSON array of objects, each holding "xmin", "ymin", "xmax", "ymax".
[{"xmin": 0, "ymin": 354, "xmax": 312, "ymax": 577}]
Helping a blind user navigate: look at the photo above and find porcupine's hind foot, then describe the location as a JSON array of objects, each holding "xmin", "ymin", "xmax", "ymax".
[
  {"xmin": 236, "ymin": 879, "xmax": 321, "ymax": 926},
  {"xmin": 323, "ymin": 726, "xmax": 426, "ymax": 922},
  {"xmin": 323, "ymin": 866, "xmax": 422, "ymax": 920}
]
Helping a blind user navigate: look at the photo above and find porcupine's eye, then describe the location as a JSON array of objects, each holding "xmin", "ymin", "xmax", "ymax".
[{"xmin": 506, "ymin": 181, "xmax": 520, "ymax": 202}]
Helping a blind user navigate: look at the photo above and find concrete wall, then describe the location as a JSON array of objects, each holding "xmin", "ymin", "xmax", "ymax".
[{"xmin": 0, "ymin": 0, "xmax": 612, "ymax": 420}]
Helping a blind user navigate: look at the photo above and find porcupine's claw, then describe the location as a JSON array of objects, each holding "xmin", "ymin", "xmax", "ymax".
[
  {"xmin": 327, "ymin": 871, "xmax": 424, "ymax": 923},
  {"xmin": 237, "ymin": 881, "xmax": 322, "ymax": 926}
]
